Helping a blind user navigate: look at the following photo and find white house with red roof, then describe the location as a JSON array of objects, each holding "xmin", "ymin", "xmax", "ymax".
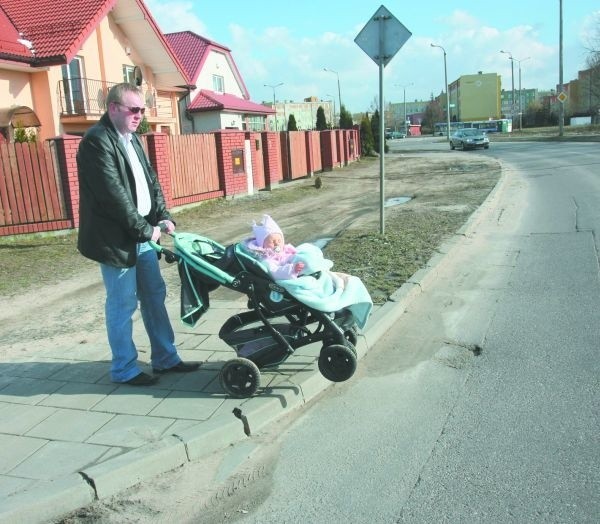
[
  {"xmin": 165, "ymin": 31, "xmax": 274, "ymax": 133},
  {"xmin": 0, "ymin": 0, "xmax": 191, "ymax": 141}
]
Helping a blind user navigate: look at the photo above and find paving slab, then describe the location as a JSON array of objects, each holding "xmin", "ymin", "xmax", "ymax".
[
  {"xmin": 0, "ymin": 434, "xmax": 47, "ymax": 474},
  {"xmin": 38, "ymin": 382, "xmax": 117, "ymax": 409},
  {"xmin": 86, "ymin": 414, "xmax": 176, "ymax": 447},
  {"xmin": 91, "ymin": 385, "xmax": 170, "ymax": 415},
  {"xmin": 24, "ymin": 409, "xmax": 114, "ymax": 442},
  {"xmin": 0, "ymin": 403, "xmax": 56, "ymax": 434},
  {"xmin": 9, "ymin": 440, "xmax": 111, "ymax": 481}
]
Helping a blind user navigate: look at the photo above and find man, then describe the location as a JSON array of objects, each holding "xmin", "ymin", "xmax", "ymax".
[{"xmin": 77, "ymin": 83, "xmax": 198, "ymax": 386}]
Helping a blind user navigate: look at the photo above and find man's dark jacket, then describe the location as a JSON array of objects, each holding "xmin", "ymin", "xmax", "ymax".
[{"xmin": 76, "ymin": 113, "xmax": 172, "ymax": 268}]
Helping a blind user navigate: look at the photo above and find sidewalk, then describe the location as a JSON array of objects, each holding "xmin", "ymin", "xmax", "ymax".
[{"xmin": 0, "ymin": 172, "xmax": 504, "ymax": 523}]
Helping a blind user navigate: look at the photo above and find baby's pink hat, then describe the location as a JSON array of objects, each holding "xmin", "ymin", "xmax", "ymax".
[{"xmin": 252, "ymin": 214, "xmax": 283, "ymax": 247}]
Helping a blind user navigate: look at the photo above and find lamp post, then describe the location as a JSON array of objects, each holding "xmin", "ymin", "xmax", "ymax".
[
  {"xmin": 515, "ymin": 56, "xmax": 530, "ymax": 131},
  {"xmin": 430, "ymin": 43, "xmax": 451, "ymax": 141},
  {"xmin": 264, "ymin": 82, "xmax": 283, "ymax": 131},
  {"xmin": 559, "ymin": 0, "xmax": 564, "ymax": 137},
  {"xmin": 326, "ymin": 94, "xmax": 336, "ymax": 129},
  {"xmin": 500, "ymin": 50, "xmax": 516, "ymax": 126},
  {"xmin": 501, "ymin": 52, "xmax": 530, "ymax": 131},
  {"xmin": 395, "ymin": 83, "xmax": 413, "ymax": 135},
  {"xmin": 323, "ymin": 68, "xmax": 342, "ymax": 127}
]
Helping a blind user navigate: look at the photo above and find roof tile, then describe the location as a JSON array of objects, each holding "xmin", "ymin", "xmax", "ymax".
[
  {"xmin": 189, "ymin": 89, "xmax": 274, "ymax": 115},
  {"xmin": 0, "ymin": 0, "xmax": 114, "ymax": 62}
]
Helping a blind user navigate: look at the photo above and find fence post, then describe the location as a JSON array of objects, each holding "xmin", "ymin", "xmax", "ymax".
[
  {"xmin": 214, "ymin": 130, "xmax": 248, "ymax": 197},
  {"xmin": 320, "ymin": 130, "xmax": 333, "ymax": 171},
  {"xmin": 144, "ymin": 132, "xmax": 173, "ymax": 208},
  {"xmin": 305, "ymin": 131, "xmax": 315, "ymax": 177},
  {"xmin": 246, "ymin": 132, "xmax": 266, "ymax": 191},
  {"xmin": 261, "ymin": 131, "xmax": 282, "ymax": 188},
  {"xmin": 52, "ymin": 134, "xmax": 82, "ymax": 228}
]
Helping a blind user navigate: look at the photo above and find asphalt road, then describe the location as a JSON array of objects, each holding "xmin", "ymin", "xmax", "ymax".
[{"xmin": 209, "ymin": 140, "xmax": 600, "ymax": 523}]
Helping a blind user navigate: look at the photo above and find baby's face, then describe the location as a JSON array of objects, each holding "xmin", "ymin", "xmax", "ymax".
[{"xmin": 263, "ymin": 232, "xmax": 284, "ymax": 251}]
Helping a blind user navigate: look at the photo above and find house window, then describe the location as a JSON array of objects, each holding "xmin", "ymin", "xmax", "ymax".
[
  {"xmin": 213, "ymin": 75, "xmax": 224, "ymax": 93},
  {"xmin": 123, "ymin": 65, "xmax": 135, "ymax": 84},
  {"xmin": 61, "ymin": 57, "xmax": 86, "ymax": 114},
  {"xmin": 246, "ymin": 115, "xmax": 265, "ymax": 132}
]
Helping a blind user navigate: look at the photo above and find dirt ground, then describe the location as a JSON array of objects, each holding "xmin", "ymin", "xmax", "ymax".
[{"xmin": 0, "ymin": 149, "xmax": 501, "ymax": 365}]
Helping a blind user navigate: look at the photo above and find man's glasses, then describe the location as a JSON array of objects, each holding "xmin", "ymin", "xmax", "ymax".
[{"xmin": 116, "ymin": 102, "xmax": 145, "ymax": 115}]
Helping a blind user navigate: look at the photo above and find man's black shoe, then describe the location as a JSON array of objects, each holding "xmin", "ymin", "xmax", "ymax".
[
  {"xmin": 153, "ymin": 361, "xmax": 200, "ymax": 374},
  {"xmin": 124, "ymin": 372, "xmax": 159, "ymax": 386}
]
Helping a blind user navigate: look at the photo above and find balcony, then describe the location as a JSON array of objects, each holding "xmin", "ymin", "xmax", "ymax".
[{"xmin": 57, "ymin": 78, "xmax": 158, "ymax": 118}]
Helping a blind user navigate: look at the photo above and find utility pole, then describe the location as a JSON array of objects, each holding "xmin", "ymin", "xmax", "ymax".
[
  {"xmin": 500, "ymin": 50, "xmax": 516, "ymax": 127},
  {"xmin": 324, "ymin": 68, "xmax": 342, "ymax": 127},
  {"xmin": 431, "ymin": 44, "xmax": 451, "ymax": 141},
  {"xmin": 559, "ymin": 0, "xmax": 564, "ymax": 136},
  {"xmin": 264, "ymin": 83, "xmax": 283, "ymax": 131},
  {"xmin": 516, "ymin": 57, "xmax": 530, "ymax": 131}
]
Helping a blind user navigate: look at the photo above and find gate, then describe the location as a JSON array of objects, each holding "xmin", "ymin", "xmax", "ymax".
[{"xmin": 0, "ymin": 141, "xmax": 68, "ymax": 228}]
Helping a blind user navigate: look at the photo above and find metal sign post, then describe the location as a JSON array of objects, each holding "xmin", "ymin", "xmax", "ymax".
[{"xmin": 355, "ymin": 5, "xmax": 411, "ymax": 235}]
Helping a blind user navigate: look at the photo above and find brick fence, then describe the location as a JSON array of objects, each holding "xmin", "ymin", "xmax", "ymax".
[{"xmin": 0, "ymin": 127, "xmax": 361, "ymax": 237}]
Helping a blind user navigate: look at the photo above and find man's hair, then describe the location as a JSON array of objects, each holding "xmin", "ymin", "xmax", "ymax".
[{"xmin": 106, "ymin": 83, "xmax": 142, "ymax": 106}]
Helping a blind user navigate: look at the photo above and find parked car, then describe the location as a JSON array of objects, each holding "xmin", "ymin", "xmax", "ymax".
[
  {"xmin": 391, "ymin": 131, "xmax": 406, "ymax": 139},
  {"xmin": 449, "ymin": 128, "xmax": 490, "ymax": 150}
]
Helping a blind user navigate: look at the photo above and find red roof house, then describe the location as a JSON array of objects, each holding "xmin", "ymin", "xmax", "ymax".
[
  {"xmin": 0, "ymin": 0, "xmax": 190, "ymax": 140},
  {"xmin": 165, "ymin": 31, "xmax": 273, "ymax": 132}
]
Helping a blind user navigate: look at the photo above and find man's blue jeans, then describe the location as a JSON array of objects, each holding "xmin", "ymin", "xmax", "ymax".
[{"xmin": 100, "ymin": 242, "xmax": 180, "ymax": 382}]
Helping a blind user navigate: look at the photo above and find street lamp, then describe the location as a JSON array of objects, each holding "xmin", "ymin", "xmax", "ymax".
[
  {"xmin": 501, "ymin": 51, "xmax": 530, "ymax": 131},
  {"xmin": 430, "ymin": 43, "xmax": 451, "ymax": 141},
  {"xmin": 326, "ymin": 94, "xmax": 336, "ymax": 129},
  {"xmin": 264, "ymin": 82, "xmax": 283, "ymax": 131},
  {"xmin": 323, "ymin": 68, "xmax": 342, "ymax": 126},
  {"xmin": 515, "ymin": 56, "xmax": 531, "ymax": 131},
  {"xmin": 395, "ymin": 83, "xmax": 413, "ymax": 135},
  {"xmin": 500, "ymin": 50, "xmax": 516, "ymax": 126}
]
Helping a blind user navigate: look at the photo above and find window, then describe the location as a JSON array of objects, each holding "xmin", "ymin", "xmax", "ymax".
[
  {"xmin": 212, "ymin": 75, "xmax": 224, "ymax": 93},
  {"xmin": 123, "ymin": 65, "xmax": 135, "ymax": 84},
  {"xmin": 61, "ymin": 57, "xmax": 86, "ymax": 114},
  {"xmin": 246, "ymin": 115, "xmax": 265, "ymax": 132}
]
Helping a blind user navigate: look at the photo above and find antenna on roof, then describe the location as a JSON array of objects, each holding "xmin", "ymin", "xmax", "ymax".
[
  {"xmin": 133, "ymin": 66, "xmax": 143, "ymax": 87},
  {"xmin": 17, "ymin": 33, "xmax": 34, "ymax": 54}
]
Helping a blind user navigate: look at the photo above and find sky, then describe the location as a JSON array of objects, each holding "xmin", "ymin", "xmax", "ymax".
[{"xmin": 144, "ymin": 1, "xmax": 599, "ymax": 113}]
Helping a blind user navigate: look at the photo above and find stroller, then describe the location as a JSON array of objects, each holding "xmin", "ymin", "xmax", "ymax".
[{"xmin": 152, "ymin": 232, "xmax": 364, "ymax": 398}]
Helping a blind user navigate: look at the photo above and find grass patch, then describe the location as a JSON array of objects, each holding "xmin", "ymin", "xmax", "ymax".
[
  {"xmin": 0, "ymin": 232, "xmax": 91, "ymax": 296},
  {"xmin": 324, "ymin": 209, "xmax": 470, "ymax": 303}
]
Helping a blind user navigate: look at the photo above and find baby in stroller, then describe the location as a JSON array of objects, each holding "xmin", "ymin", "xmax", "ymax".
[
  {"xmin": 242, "ymin": 214, "xmax": 305, "ymax": 279},
  {"xmin": 240, "ymin": 214, "xmax": 369, "ymax": 324}
]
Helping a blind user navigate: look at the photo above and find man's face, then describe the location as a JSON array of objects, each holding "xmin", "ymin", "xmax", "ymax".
[
  {"xmin": 109, "ymin": 90, "xmax": 145, "ymax": 135},
  {"xmin": 263, "ymin": 232, "xmax": 283, "ymax": 251}
]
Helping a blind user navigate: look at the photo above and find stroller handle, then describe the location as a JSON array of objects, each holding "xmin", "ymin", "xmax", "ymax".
[{"xmin": 148, "ymin": 224, "xmax": 178, "ymax": 263}]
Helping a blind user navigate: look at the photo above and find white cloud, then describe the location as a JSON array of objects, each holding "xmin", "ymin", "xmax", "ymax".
[{"xmin": 144, "ymin": 0, "xmax": 207, "ymax": 35}]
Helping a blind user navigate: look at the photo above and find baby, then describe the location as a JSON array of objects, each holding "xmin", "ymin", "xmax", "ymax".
[{"xmin": 243, "ymin": 215, "xmax": 305, "ymax": 280}]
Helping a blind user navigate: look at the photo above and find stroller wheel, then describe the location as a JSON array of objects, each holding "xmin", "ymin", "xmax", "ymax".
[
  {"xmin": 318, "ymin": 344, "xmax": 357, "ymax": 383},
  {"xmin": 219, "ymin": 358, "xmax": 261, "ymax": 398},
  {"xmin": 344, "ymin": 326, "xmax": 358, "ymax": 346}
]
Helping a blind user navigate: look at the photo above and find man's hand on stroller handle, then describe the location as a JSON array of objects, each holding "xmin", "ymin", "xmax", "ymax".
[
  {"xmin": 151, "ymin": 220, "xmax": 175, "ymax": 242},
  {"xmin": 159, "ymin": 220, "xmax": 175, "ymax": 233}
]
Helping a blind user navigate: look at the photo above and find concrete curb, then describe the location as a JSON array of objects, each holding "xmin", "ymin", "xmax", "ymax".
[
  {"xmin": 0, "ymin": 476, "xmax": 95, "ymax": 524},
  {"xmin": 81, "ymin": 436, "xmax": 189, "ymax": 500}
]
